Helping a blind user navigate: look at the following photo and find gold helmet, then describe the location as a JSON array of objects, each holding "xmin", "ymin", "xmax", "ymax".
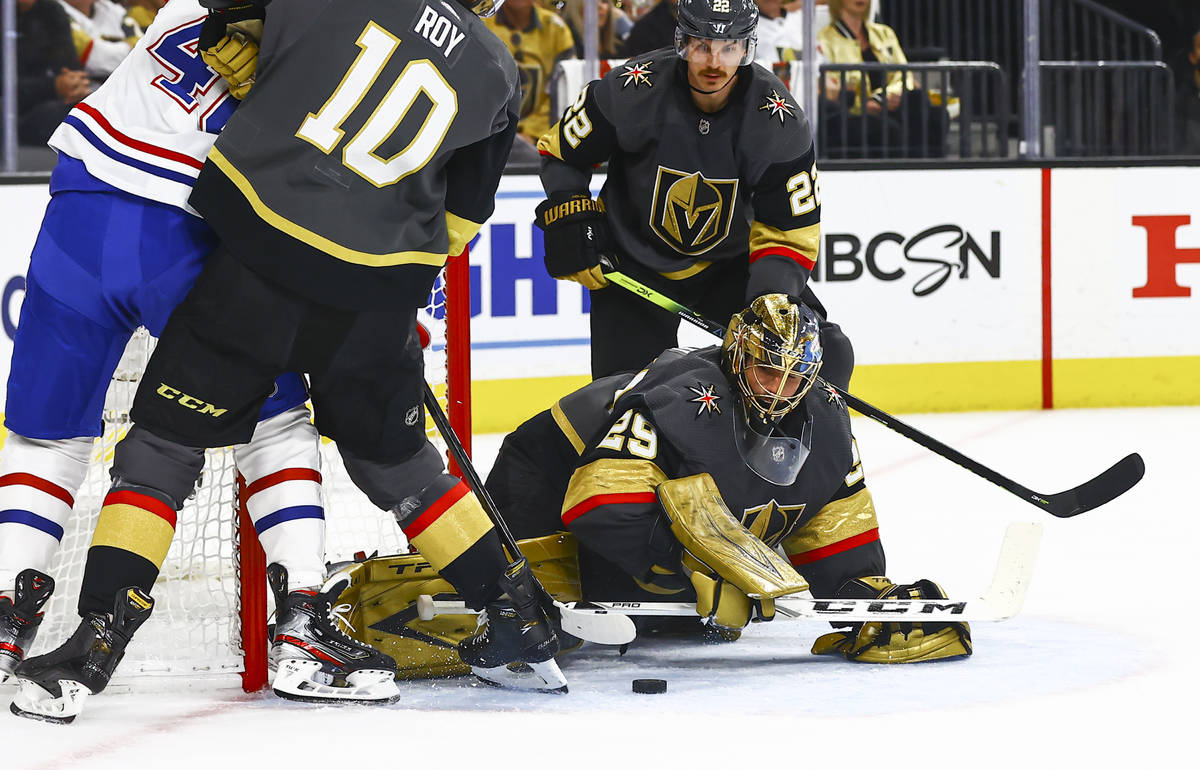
[{"xmin": 722, "ymin": 294, "xmax": 822, "ymax": 421}]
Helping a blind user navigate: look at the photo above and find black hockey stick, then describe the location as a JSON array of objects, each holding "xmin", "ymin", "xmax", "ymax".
[
  {"xmin": 598, "ymin": 262, "xmax": 1145, "ymax": 518},
  {"xmin": 422, "ymin": 384, "xmax": 636, "ymax": 644}
]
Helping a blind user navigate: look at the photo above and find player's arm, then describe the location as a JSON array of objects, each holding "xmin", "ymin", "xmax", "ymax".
[
  {"xmin": 779, "ymin": 437, "xmax": 886, "ymax": 598},
  {"xmin": 443, "ymin": 105, "xmax": 522, "ymax": 257},
  {"xmin": 746, "ymin": 141, "xmax": 821, "ymax": 301},
  {"xmin": 534, "ymin": 83, "xmax": 620, "ymax": 289},
  {"xmin": 559, "ymin": 407, "xmax": 687, "ymax": 591}
]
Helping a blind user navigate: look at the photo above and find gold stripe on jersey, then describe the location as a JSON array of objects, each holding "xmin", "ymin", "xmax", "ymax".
[
  {"xmin": 537, "ymin": 124, "xmax": 565, "ymax": 160},
  {"xmin": 551, "ymin": 401, "xmax": 587, "ymax": 454},
  {"xmin": 446, "ymin": 211, "xmax": 482, "ymax": 258},
  {"xmin": 749, "ymin": 220, "xmax": 821, "ymax": 268},
  {"xmin": 561, "ymin": 458, "xmax": 668, "ymax": 517},
  {"xmin": 660, "ymin": 261, "xmax": 712, "ymax": 280},
  {"xmin": 780, "ymin": 487, "xmax": 880, "ymax": 556},
  {"xmin": 407, "ymin": 491, "xmax": 495, "ymax": 568},
  {"xmin": 90, "ymin": 504, "xmax": 176, "ymax": 568},
  {"xmin": 210, "ymin": 147, "xmax": 449, "ymax": 268}
]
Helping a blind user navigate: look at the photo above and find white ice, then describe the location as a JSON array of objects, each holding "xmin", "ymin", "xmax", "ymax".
[{"xmin": 2, "ymin": 406, "xmax": 1193, "ymax": 769}]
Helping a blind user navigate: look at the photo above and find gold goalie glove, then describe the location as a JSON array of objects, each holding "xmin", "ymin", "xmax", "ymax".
[
  {"xmin": 658, "ymin": 474, "xmax": 809, "ymax": 640},
  {"xmin": 331, "ymin": 534, "xmax": 582, "ymax": 678},
  {"xmin": 811, "ymin": 577, "xmax": 973, "ymax": 663},
  {"xmin": 198, "ymin": 5, "xmax": 264, "ymax": 100}
]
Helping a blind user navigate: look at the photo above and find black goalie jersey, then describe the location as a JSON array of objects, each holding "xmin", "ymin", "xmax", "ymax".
[
  {"xmin": 537, "ymin": 49, "xmax": 821, "ymax": 295},
  {"xmin": 190, "ymin": 0, "xmax": 521, "ymax": 310},
  {"xmin": 487, "ymin": 347, "xmax": 886, "ymax": 600}
]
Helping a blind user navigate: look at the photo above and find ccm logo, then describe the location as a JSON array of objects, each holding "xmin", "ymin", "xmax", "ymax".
[
  {"xmin": 1132, "ymin": 215, "xmax": 1200, "ymax": 298},
  {"xmin": 155, "ymin": 384, "xmax": 228, "ymax": 417},
  {"xmin": 812, "ymin": 600, "xmax": 967, "ymax": 615}
]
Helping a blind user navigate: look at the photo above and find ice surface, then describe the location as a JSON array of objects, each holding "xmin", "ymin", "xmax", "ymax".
[{"xmin": 2, "ymin": 406, "xmax": 1193, "ymax": 768}]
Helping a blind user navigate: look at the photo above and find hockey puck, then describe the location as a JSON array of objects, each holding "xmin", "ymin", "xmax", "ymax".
[{"xmin": 632, "ymin": 678, "xmax": 667, "ymax": 694}]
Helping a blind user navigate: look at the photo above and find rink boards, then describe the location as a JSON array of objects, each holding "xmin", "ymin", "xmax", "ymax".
[{"xmin": 1, "ymin": 165, "xmax": 1197, "ymax": 433}]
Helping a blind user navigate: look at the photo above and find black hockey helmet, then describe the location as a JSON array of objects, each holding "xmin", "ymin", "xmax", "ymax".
[
  {"xmin": 674, "ymin": 0, "xmax": 759, "ymax": 66},
  {"xmin": 458, "ymin": 0, "xmax": 506, "ymax": 18}
]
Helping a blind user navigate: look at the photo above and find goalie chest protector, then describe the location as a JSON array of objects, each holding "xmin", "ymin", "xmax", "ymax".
[{"xmin": 614, "ymin": 348, "xmax": 854, "ymax": 547}]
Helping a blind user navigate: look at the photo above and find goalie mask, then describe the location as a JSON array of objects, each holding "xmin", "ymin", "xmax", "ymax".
[
  {"xmin": 674, "ymin": 0, "xmax": 759, "ymax": 67},
  {"xmin": 457, "ymin": 0, "xmax": 506, "ymax": 18},
  {"xmin": 723, "ymin": 294, "xmax": 822, "ymax": 423}
]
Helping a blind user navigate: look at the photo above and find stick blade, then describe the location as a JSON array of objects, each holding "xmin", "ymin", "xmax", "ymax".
[{"xmin": 1044, "ymin": 453, "xmax": 1145, "ymax": 518}]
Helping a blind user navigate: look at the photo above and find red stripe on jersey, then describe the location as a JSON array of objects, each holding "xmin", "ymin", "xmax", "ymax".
[
  {"xmin": 749, "ymin": 246, "xmax": 817, "ymax": 271},
  {"xmin": 562, "ymin": 492, "xmax": 657, "ymax": 527},
  {"xmin": 80, "ymin": 41, "xmax": 94, "ymax": 67},
  {"xmin": 403, "ymin": 481, "xmax": 471, "ymax": 539},
  {"xmin": 75, "ymin": 103, "xmax": 205, "ymax": 170},
  {"xmin": 0, "ymin": 473, "xmax": 74, "ymax": 507},
  {"xmin": 0, "ymin": 641, "xmax": 23, "ymax": 655},
  {"xmin": 102, "ymin": 489, "xmax": 178, "ymax": 530},
  {"xmin": 275, "ymin": 634, "xmax": 341, "ymax": 665},
  {"xmin": 788, "ymin": 528, "xmax": 880, "ymax": 566},
  {"xmin": 243, "ymin": 468, "xmax": 323, "ymax": 500}
]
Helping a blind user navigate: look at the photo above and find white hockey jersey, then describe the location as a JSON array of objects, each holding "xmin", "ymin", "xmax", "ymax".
[{"xmin": 48, "ymin": 0, "xmax": 236, "ymax": 214}]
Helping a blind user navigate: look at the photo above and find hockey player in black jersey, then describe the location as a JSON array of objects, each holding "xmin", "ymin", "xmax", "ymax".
[
  {"xmin": 486, "ymin": 293, "xmax": 971, "ymax": 662},
  {"xmin": 535, "ymin": 0, "xmax": 854, "ymax": 386},
  {"xmin": 13, "ymin": 0, "xmax": 566, "ymax": 723}
]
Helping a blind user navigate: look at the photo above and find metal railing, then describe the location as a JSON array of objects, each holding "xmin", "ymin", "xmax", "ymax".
[
  {"xmin": 818, "ymin": 62, "xmax": 1012, "ymax": 160},
  {"xmin": 880, "ymin": 0, "xmax": 1161, "ymax": 63},
  {"xmin": 1040, "ymin": 61, "xmax": 1175, "ymax": 156}
]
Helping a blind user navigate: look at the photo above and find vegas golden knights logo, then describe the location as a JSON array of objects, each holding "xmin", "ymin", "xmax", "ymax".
[
  {"xmin": 649, "ymin": 167, "xmax": 738, "ymax": 256},
  {"xmin": 516, "ymin": 63, "xmax": 542, "ymax": 120},
  {"xmin": 740, "ymin": 500, "xmax": 806, "ymax": 547}
]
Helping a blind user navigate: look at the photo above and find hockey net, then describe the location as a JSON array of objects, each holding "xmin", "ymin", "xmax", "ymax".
[{"xmin": 26, "ymin": 255, "xmax": 472, "ymax": 692}]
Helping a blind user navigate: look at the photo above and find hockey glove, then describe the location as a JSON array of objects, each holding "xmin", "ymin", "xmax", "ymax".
[
  {"xmin": 534, "ymin": 192, "xmax": 613, "ymax": 290},
  {"xmin": 811, "ymin": 577, "xmax": 972, "ymax": 663},
  {"xmin": 199, "ymin": 4, "xmax": 265, "ymax": 100}
]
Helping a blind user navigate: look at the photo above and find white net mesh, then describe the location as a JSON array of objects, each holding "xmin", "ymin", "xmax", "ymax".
[{"xmin": 29, "ymin": 279, "xmax": 454, "ymax": 689}]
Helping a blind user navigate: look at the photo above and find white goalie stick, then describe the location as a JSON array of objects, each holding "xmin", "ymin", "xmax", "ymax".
[{"xmin": 418, "ymin": 522, "xmax": 1042, "ymax": 638}]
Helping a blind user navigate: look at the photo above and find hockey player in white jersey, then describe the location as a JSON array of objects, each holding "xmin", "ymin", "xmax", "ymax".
[{"xmin": 1, "ymin": 0, "xmax": 399, "ymax": 722}]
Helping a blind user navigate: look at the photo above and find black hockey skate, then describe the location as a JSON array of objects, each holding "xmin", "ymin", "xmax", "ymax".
[
  {"xmin": 458, "ymin": 558, "xmax": 567, "ymax": 693},
  {"xmin": 267, "ymin": 563, "xmax": 399, "ymax": 704},
  {"xmin": 10, "ymin": 586, "xmax": 153, "ymax": 724},
  {"xmin": 0, "ymin": 569, "xmax": 55, "ymax": 684}
]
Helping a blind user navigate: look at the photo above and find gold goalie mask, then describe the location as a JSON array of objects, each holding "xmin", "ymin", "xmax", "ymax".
[{"xmin": 721, "ymin": 295, "xmax": 823, "ymax": 485}]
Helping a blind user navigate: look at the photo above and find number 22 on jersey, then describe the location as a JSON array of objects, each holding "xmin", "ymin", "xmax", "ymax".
[{"xmin": 296, "ymin": 22, "xmax": 458, "ymax": 187}]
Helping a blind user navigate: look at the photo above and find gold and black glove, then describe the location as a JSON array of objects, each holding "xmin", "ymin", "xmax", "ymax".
[
  {"xmin": 198, "ymin": 4, "xmax": 265, "ymax": 100},
  {"xmin": 811, "ymin": 576, "xmax": 972, "ymax": 663},
  {"xmin": 534, "ymin": 192, "xmax": 613, "ymax": 290}
]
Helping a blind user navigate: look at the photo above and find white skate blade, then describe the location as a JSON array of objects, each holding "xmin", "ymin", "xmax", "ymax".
[
  {"xmin": 271, "ymin": 658, "xmax": 400, "ymax": 704},
  {"xmin": 471, "ymin": 658, "xmax": 569, "ymax": 693},
  {"xmin": 9, "ymin": 677, "xmax": 92, "ymax": 724}
]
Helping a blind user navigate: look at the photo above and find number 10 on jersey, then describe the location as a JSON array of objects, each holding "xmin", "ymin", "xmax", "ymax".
[{"xmin": 296, "ymin": 22, "xmax": 459, "ymax": 187}]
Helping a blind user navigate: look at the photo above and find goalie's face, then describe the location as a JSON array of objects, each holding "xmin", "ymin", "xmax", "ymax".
[{"xmin": 740, "ymin": 354, "xmax": 820, "ymax": 420}]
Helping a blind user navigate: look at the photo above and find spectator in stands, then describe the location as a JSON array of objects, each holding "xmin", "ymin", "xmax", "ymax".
[
  {"xmin": 818, "ymin": 0, "xmax": 947, "ymax": 158},
  {"xmin": 561, "ymin": 0, "xmax": 622, "ymax": 58},
  {"xmin": 754, "ymin": 0, "xmax": 827, "ymax": 69},
  {"xmin": 619, "ymin": 0, "xmax": 676, "ymax": 57},
  {"xmin": 1172, "ymin": 27, "xmax": 1200, "ymax": 154},
  {"xmin": 123, "ymin": 0, "xmax": 164, "ymax": 29},
  {"xmin": 16, "ymin": 0, "xmax": 90, "ymax": 146},
  {"xmin": 54, "ymin": 0, "xmax": 143, "ymax": 80},
  {"xmin": 485, "ymin": 0, "xmax": 577, "ymax": 165}
]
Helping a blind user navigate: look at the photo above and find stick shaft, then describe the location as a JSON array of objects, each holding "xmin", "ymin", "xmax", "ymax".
[{"xmin": 600, "ymin": 268, "xmax": 1141, "ymax": 517}]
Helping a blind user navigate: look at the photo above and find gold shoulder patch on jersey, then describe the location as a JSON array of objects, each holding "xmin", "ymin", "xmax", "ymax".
[
  {"xmin": 620, "ymin": 61, "xmax": 654, "ymax": 88},
  {"xmin": 759, "ymin": 89, "xmax": 796, "ymax": 124}
]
